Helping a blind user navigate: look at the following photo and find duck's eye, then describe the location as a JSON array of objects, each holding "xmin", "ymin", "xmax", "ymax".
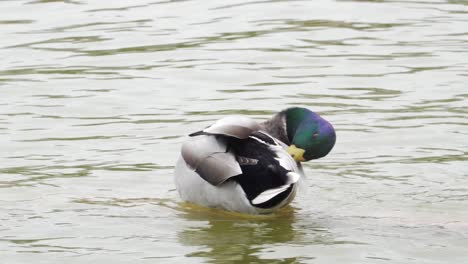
[{"xmin": 312, "ymin": 132, "xmax": 319, "ymax": 138}]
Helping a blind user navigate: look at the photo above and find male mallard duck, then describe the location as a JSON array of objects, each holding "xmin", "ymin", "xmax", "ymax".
[{"xmin": 174, "ymin": 107, "xmax": 336, "ymax": 214}]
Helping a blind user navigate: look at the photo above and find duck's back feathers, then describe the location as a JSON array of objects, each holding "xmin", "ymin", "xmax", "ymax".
[
  {"xmin": 181, "ymin": 135, "xmax": 242, "ymax": 186},
  {"xmin": 182, "ymin": 116, "xmax": 260, "ymax": 186},
  {"xmin": 191, "ymin": 116, "xmax": 261, "ymax": 139}
]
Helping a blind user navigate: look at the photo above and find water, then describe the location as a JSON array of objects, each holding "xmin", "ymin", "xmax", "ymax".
[{"xmin": 1, "ymin": 0, "xmax": 467, "ymax": 263}]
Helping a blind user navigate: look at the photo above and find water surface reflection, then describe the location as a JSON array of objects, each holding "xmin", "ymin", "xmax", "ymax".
[{"xmin": 178, "ymin": 207, "xmax": 304, "ymax": 263}]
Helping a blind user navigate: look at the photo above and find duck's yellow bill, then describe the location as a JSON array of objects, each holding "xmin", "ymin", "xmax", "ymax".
[{"xmin": 287, "ymin": 145, "xmax": 305, "ymax": 162}]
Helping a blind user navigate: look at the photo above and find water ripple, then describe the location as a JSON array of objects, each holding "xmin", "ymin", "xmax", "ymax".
[{"xmin": 1, "ymin": 0, "xmax": 468, "ymax": 263}]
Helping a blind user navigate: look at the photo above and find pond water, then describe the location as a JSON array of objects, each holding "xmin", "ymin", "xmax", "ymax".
[{"xmin": 1, "ymin": 0, "xmax": 467, "ymax": 263}]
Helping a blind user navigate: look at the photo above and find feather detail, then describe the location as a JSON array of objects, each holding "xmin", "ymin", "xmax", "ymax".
[
  {"xmin": 236, "ymin": 156, "xmax": 259, "ymax": 166},
  {"xmin": 181, "ymin": 135, "xmax": 227, "ymax": 169},
  {"xmin": 250, "ymin": 171, "xmax": 299, "ymax": 205},
  {"xmin": 202, "ymin": 116, "xmax": 260, "ymax": 139},
  {"xmin": 195, "ymin": 153, "xmax": 242, "ymax": 186},
  {"xmin": 181, "ymin": 135, "xmax": 242, "ymax": 186},
  {"xmin": 286, "ymin": 172, "xmax": 300, "ymax": 184},
  {"xmin": 251, "ymin": 184, "xmax": 291, "ymax": 205}
]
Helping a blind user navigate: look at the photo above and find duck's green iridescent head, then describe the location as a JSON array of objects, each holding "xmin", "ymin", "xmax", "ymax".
[{"xmin": 284, "ymin": 107, "xmax": 336, "ymax": 162}]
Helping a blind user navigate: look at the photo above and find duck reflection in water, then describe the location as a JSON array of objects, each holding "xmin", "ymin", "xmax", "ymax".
[{"xmin": 177, "ymin": 205, "xmax": 331, "ymax": 263}]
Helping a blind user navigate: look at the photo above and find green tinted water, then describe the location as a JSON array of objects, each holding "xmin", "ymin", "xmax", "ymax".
[{"xmin": 1, "ymin": 0, "xmax": 467, "ymax": 263}]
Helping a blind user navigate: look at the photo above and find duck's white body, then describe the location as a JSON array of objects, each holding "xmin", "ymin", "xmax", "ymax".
[
  {"xmin": 175, "ymin": 156, "xmax": 262, "ymax": 214},
  {"xmin": 174, "ymin": 116, "xmax": 302, "ymax": 214}
]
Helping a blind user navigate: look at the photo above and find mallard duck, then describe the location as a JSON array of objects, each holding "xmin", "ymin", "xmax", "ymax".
[{"xmin": 174, "ymin": 107, "xmax": 336, "ymax": 214}]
